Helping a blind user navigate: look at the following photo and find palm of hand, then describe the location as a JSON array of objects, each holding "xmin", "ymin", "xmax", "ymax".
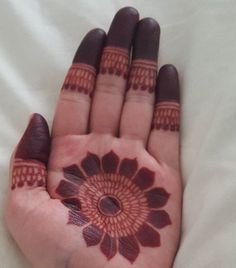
[{"xmin": 5, "ymin": 7, "xmax": 181, "ymax": 268}]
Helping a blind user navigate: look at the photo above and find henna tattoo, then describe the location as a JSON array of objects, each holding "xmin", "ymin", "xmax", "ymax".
[
  {"xmin": 127, "ymin": 59, "xmax": 157, "ymax": 93},
  {"xmin": 99, "ymin": 47, "xmax": 129, "ymax": 79},
  {"xmin": 15, "ymin": 114, "xmax": 50, "ymax": 164},
  {"xmin": 57, "ymin": 151, "xmax": 171, "ymax": 263},
  {"xmin": 62, "ymin": 63, "xmax": 96, "ymax": 96},
  {"xmin": 11, "ymin": 159, "xmax": 46, "ymax": 189},
  {"xmin": 153, "ymin": 101, "xmax": 180, "ymax": 131}
]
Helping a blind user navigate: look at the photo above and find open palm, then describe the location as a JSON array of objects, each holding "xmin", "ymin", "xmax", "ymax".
[{"xmin": 5, "ymin": 7, "xmax": 181, "ymax": 268}]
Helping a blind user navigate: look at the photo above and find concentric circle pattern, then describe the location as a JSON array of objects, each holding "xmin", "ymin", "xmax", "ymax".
[
  {"xmin": 79, "ymin": 173, "xmax": 149, "ymax": 237},
  {"xmin": 56, "ymin": 150, "xmax": 171, "ymax": 263}
]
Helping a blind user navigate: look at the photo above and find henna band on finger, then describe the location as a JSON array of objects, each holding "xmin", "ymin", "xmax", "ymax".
[
  {"xmin": 99, "ymin": 46, "xmax": 129, "ymax": 79},
  {"xmin": 12, "ymin": 159, "xmax": 46, "ymax": 189},
  {"xmin": 127, "ymin": 59, "xmax": 157, "ymax": 93},
  {"xmin": 153, "ymin": 102, "xmax": 180, "ymax": 131},
  {"xmin": 62, "ymin": 63, "xmax": 96, "ymax": 96}
]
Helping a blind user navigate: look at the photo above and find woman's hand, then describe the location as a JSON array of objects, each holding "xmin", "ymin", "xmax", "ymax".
[{"xmin": 5, "ymin": 7, "xmax": 181, "ymax": 268}]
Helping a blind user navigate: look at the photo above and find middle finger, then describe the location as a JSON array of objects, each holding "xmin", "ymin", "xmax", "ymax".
[{"xmin": 89, "ymin": 7, "xmax": 139, "ymax": 135}]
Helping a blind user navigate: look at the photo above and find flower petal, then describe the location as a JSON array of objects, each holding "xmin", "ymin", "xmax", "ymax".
[
  {"xmin": 102, "ymin": 151, "xmax": 119, "ymax": 173},
  {"xmin": 68, "ymin": 210, "xmax": 89, "ymax": 226},
  {"xmin": 81, "ymin": 152, "xmax": 101, "ymax": 176},
  {"xmin": 83, "ymin": 224, "xmax": 103, "ymax": 246},
  {"xmin": 100, "ymin": 233, "xmax": 117, "ymax": 260},
  {"xmin": 62, "ymin": 198, "xmax": 81, "ymax": 211},
  {"xmin": 133, "ymin": 167, "xmax": 154, "ymax": 189},
  {"xmin": 118, "ymin": 235, "xmax": 140, "ymax": 263},
  {"xmin": 119, "ymin": 158, "xmax": 138, "ymax": 178},
  {"xmin": 136, "ymin": 223, "xmax": 160, "ymax": 247},
  {"xmin": 63, "ymin": 164, "xmax": 86, "ymax": 184},
  {"xmin": 56, "ymin": 180, "xmax": 78, "ymax": 198},
  {"xmin": 148, "ymin": 210, "xmax": 172, "ymax": 229},
  {"xmin": 145, "ymin": 187, "xmax": 170, "ymax": 208}
]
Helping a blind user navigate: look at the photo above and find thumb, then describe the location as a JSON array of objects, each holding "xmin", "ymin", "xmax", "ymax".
[{"xmin": 11, "ymin": 113, "xmax": 51, "ymax": 190}]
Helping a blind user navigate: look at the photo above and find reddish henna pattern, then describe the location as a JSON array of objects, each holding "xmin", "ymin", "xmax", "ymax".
[
  {"xmin": 128, "ymin": 59, "xmax": 157, "ymax": 93},
  {"xmin": 99, "ymin": 46, "xmax": 129, "ymax": 79},
  {"xmin": 153, "ymin": 101, "xmax": 180, "ymax": 131},
  {"xmin": 62, "ymin": 63, "xmax": 96, "ymax": 95},
  {"xmin": 57, "ymin": 151, "xmax": 171, "ymax": 263},
  {"xmin": 11, "ymin": 159, "xmax": 46, "ymax": 189}
]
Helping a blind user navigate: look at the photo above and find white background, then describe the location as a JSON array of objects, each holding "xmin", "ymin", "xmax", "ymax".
[{"xmin": 0, "ymin": 0, "xmax": 236, "ymax": 267}]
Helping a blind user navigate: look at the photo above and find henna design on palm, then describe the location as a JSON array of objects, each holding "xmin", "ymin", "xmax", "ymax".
[{"xmin": 56, "ymin": 151, "xmax": 171, "ymax": 263}]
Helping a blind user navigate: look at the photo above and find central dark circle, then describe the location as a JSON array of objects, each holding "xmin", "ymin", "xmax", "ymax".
[{"xmin": 98, "ymin": 195, "xmax": 121, "ymax": 216}]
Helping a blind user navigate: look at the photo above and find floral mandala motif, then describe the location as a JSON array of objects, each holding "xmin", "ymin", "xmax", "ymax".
[{"xmin": 56, "ymin": 151, "xmax": 171, "ymax": 263}]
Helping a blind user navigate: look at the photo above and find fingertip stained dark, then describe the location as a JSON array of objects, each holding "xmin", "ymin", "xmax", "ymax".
[
  {"xmin": 73, "ymin": 28, "xmax": 106, "ymax": 71},
  {"xmin": 15, "ymin": 113, "xmax": 50, "ymax": 164},
  {"xmin": 156, "ymin": 65, "xmax": 180, "ymax": 102}
]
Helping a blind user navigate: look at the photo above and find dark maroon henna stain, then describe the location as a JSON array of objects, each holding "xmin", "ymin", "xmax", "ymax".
[
  {"xmin": 68, "ymin": 210, "xmax": 89, "ymax": 227},
  {"xmin": 83, "ymin": 224, "xmax": 104, "ymax": 246},
  {"xmin": 132, "ymin": 18, "xmax": 160, "ymax": 62},
  {"xmin": 56, "ymin": 180, "xmax": 78, "ymax": 197},
  {"xmin": 98, "ymin": 196, "xmax": 121, "ymax": 216},
  {"xmin": 12, "ymin": 114, "xmax": 50, "ymax": 190},
  {"xmin": 153, "ymin": 102, "xmax": 180, "ymax": 131},
  {"xmin": 156, "ymin": 65, "xmax": 180, "ymax": 102},
  {"xmin": 15, "ymin": 114, "xmax": 50, "ymax": 164},
  {"xmin": 63, "ymin": 164, "xmax": 86, "ymax": 185},
  {"xmin": 102, "ymin": 151, "xmax": 119, "ymax": 173},
  {"xmin": 145, "ymin": 188, "xmax": 170, "ymax": 208},
  {"xmin": 99, "ymin": 47, "xmax": 129, "ymax": 79},
  {"xmin": 106, "ymin": 7, "xmax": 139, "ymax": 50},
  {"xmin": 81, "ymin": 152, "xmax": 101, "ymax": 176},
  {"xmin": 62, "ymin": 63, "xmax": 96, "ymax": 95},
  {"xmin": 153, "ymin": 65, "xmax": 180, "ymax": 131},
  {"xmin": 136, "ymin": 224, "xmax": 160, "ymax": 247},
  {"xmin": 148, "ymin": 210, "xmax": 172, "ymax": 229},
  {"xmin": 12, "ymin": 159, "xmax": 46, "ymax": 189},
  {"xmin": 127, "ymin": 18, "xmax": 159, "ymax": 93},
  {"xmin": 100, "ymin": 234, "xmax": 117, "ymax": 260},
  {"xmin": 99, "ymin": 7, "xmax": 138, "ymax": 79},
  {"xmin": 118, "ymin": 236, "xmax": 140, "ymax": 263},
  {"xmin": 127, "ymin": 60, "xmax": 157, "ymax": 93},
  {"xmin": 119, "ymin": 158, "xmax": 138, "ymax": 178},
  {"xmin": 73, "ymin": 29, "xmax": 106, "ymax": 71},
  {"xmin": 62, "ymin": 198, "xmax": 81, "ymax": 211},
  {"xmin": 133, "ymin": 167, "xmax": 155, "ymax": 190},
  {"xmin": 62, "ymin": 29, "xmax": 105, "ymax": 96},
  {"xmin": 58, "ymin": 151, "xmax": 171, "ymax": 263}
]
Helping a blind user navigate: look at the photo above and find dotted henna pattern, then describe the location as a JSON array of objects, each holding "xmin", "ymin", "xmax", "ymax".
[
  {"xmin": 62, "ymin": 63, "xmax": 96, "ymax": 95},
  {"xmin": 153, "ymin": 102, "xmax": 180, "ymax": 131},
  {"xmin": 12, "ymin": 159, "xmax": 46, "ymax": 189},
  {"xmin": 99, "ymin": 46, "xmax": 129, "ymax": 79},
  {"xmin": 128, "ymin": 59, "xmax": 157, "ymax": 93},
  {"xmin": 57, "ymin": 151, "xmax": 171, "ymax": 263}
]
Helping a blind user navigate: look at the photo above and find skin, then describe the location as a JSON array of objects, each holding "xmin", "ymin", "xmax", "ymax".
[{"xmin": 5, "ymin": 7, "xmax": 182, "ymax": 268}]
